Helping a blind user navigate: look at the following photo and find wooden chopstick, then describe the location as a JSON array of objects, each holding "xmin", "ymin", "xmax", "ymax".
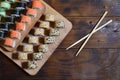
[
  {"xmin": 66, "ymin": 20, "xmax": 112, "ymax": 50},
  {"xmin": 76, "ymin": 11, "xmax": 108, "ymax": 56}
]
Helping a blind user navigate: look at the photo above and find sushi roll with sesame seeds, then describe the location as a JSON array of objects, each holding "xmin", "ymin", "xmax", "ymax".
[
  {"xmin": 39, "ymin": 21, "xmax": 50, "ymax": 29},
  {"xmin": 28, "ymin": 36, "xmax": 39, "ymax": 44},
  {"xmin": 34, "ymin": 28, "xmax": 45, "ymax": 36},
  {"xmin": 38, "ymin": 44, "xmax": 48, "ymax": 53},
  {"xmin": 31, "ymin": 52, "xmax": 43, "ymax": 60},
  {"xmin": 18, "ymin": 52, "xmax": 28, "ymax": 60},
  {"xmin": 45, "ymin": 14, "xmax": 55, "ymax": 22},
  {"xmin": 55, "ymin": 21, "xmax": 65, "ymax": 28},
  {"xmin": 26, "ymin": 61, "xmax": 38, "ymax": 69},
  {"xmin": 49, "ymin": 28, "xmax": 60, "ymax": 36},
  {"xmin": 23, "ymin": 44, "xmax": 33, "ymax": 52},
  {"xmin": 44, "ymin": 36, "xmax": 55, "ymax": 44}
]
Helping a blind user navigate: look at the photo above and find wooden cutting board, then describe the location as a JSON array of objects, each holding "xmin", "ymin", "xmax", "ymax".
[{"xmin": 0, "ymin": 0, "xmax": 72, "ymax": 75}]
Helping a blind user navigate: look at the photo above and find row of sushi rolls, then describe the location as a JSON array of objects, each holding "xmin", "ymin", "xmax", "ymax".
[{"xmin": 0, "ymin": 0, "xmax": 65, "ymax": 69}]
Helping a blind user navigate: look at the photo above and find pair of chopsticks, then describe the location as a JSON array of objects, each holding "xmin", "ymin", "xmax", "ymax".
[{"xmin": 66, "ymin": 11, "xmax": 113, "ymax": 56}]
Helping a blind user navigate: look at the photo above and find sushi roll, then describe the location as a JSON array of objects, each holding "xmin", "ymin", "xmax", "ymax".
[
  {"xmin": 49, "ymin": 28, "xmax": 60, "ymax": 36},
  {"xmin": 45, "ymin": 14, "xmax": 55, "ymax": 22},
  {"xmin": 21, "ymin": 0, "xmax": 31, "ymax": 2},
  {"xmin": 10, "ymin": 9, "xmax": 20, "ymax": 17},
  {"xmin": 31, "ymin": 52, "xmax": 43, "ymax": 60},
  {"xmin": 2, "ymin": 16, "xmax": 15, "ymax": 24},
  {"xmin": 10, "ymin": 30, "xmax": 21, "ymax": 39},
  {"xmin": 6, "ymin": 0, "xmax": 16, "ymax": 3},
  {"xmin": 34, "ymin": 28, "xmax": 45, "ymax": 36},
  {"xmin": 21, "ymin": 15, "xmax": 31, "ymax": 23},
  {"xmin": 28, "ymin": 36, "xmax": 39, "ymax": 44},
  {"xmin": 39, "ymin": 21, "xmax": 50, "ymax": 29},
  {"xmin": 23, "ymin": 44, "xmax": 33, "ymax": 52},
  {"xmin": 4, "ymin": 38, "xmax": 15, "ymax": 47},
  {"xmin": 0, "ymin": 23, "xmax": 9, "ymax": 31},
  {"xmin": 15, "ymin": 2, "xmax": 26, "ymax": 10},
  {"xmin": 18, "ymin": 52, "xmax": 28, "ymax": 60},
  {"xmin": 15, "ymin": 22, "xmax": 26, "ymax": 31},
  {"xmin": 0, "ymin": 31, "xmax": 5, "ymax": 39},
  {"xmin": 26, "ymin": 8, "xmax": 37, "ymax": 17},
  {"xmin": 55, "ymin": 21, "xmax": 65, "ymax": 28},
  {"xmin": 32, "ymin": 0, "xmax": 43, "ymax": 9},
  {"xmin": 0, "ymin": 8, "xmax": 6, "ymax": 16},
  {"xmin": 0, "ymin": 1, "xmax": 11, "ymax": 9},
  {"xmin": 26, "ymin": 61, "xmax": 38, "ymax": 69},
  {"xmin": 38, "ymin": 44, "xmax": 48, "ymax": 53},
  {"xmin": 44, "ymin": 36, "xmax": 55, "ymax": 44}
]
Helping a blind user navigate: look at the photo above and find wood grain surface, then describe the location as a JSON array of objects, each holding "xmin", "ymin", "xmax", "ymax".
[{"xmin": 0, "ymin": 0, "xmax": 120, "ymax": 80}]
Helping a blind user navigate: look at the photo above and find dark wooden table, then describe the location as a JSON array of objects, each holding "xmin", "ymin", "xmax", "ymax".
[{"xmin": 0, "ymin": 0, "xmax": 120, "ymax": 80}]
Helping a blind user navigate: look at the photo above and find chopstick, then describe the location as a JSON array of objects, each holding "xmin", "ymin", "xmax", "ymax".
[
  {"xmin": 66, "ymin": 20, "xmax": 112, "ymax": 50},
  {"xmin": 76, "ymin": 11, "xmax": 108, "ymax": 56}
]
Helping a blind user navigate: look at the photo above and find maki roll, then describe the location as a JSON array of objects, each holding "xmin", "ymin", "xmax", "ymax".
[
  {"xmin": 23, "ymin": 44, "xmax": 33, "ymax": 52},
  {"xmin": 21, "ymin": 15, "xmax": 31, "ymax": 23},
  {"xmin": 45, "ymin": 14, "xmax": 55, "ymax": 22},
  {"xmin": 26, "ymin": 8, "xmax": 37, "ymax": 17},
  {"xmin": 15, "ymin": 2, "xmax": 26, "ymax": 10},
  {"xmin": 39, "ymin": 21, "xmax": 50, "ymax": 29},
  {"xmin": 0, "ymin": 23, "xmax": 9, "ymax": 31},
  {"xmin": 10, "ymin": 30, "xmax": 21, "ymax": 39},
  {"xmin": 32, "ymin": 0, "xmax": 43, "ymax": 9},
  {"xmin": 0, "ymin": 31, "xmax": 5, "ymax": 39},
  {"xmin": 38, "ymin": 44, "xmax": 48, "ymax": 53},
  {"xmin": 0, "ymin": 1, "xmax": 11, "ymax": 9},
  {"xmin": 15, "ymin": 22, "xmax": 26, "ymax": 31},
  {"xmin": 4, "ymin": 38, "xmax": 16, "ymax": 47},
  {"xmin": 0, "ymin": 8, "xmax": 6, "ymax": 16},
  {"xmin": 34, "ymin": 28, "xmax": 45, "ymax": 36}
]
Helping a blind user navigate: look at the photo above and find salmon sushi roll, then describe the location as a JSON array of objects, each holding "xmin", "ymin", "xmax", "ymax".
[
  {"xmin": 32, "ymin": 0, "xmax": 43, "ymax": 9},
  {"xmin": 10, "ymin": 30, "xmax": 21, "ymax": 39},
  {"xmin": 21, "ymin": 15, "xmax": 31, "ymax": 23},
  {"xmin": 4, "ymin": 38, "xmax": 15, "ymax": 47},
  {"xmin": 26, "ymin": 8, "xmax": 37, "ymax": 17},
  {"xmin": 16, "ymin": 22, "xmax": 26, "ymax": 31}
]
